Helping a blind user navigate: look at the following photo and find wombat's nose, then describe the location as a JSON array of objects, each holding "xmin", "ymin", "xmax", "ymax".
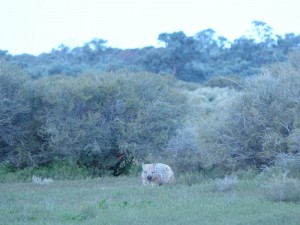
[{"xmin": 147, "ymin": 176, "xmax": 152, "ymax": 180}]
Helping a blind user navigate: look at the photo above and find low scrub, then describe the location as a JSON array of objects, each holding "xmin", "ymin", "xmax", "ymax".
[
  {"xmin": 164, "ymin": 126, "xmax": 203, "ymax": 173},
  {"xmin": 214, "ymin": 175, "xmax": 238, "ymax": 192},
  {"xmin": 261, "ymin": 173, "xmax": 300, "ymax": 202},
  {"xmin": 268, "ymin": 153, "xmax": 300, "ymax": 178}
]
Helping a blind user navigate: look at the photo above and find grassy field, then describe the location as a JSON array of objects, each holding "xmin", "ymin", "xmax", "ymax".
[{"xmin": 0, "ymin": 175, "xmax": 299, "ymax": 225}]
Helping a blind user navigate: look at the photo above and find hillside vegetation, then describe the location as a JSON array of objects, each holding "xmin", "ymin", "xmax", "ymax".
[
  {"xmin": 0, "ymin": 20, "xmax": 300, "ymax": 180},
  {"xmin": 0, "ymin": 64, "xmax": 187, "ymax": 176},
  {"xmin": 0, "ymin": 50, "xmax": 300, "ymax": 180}
]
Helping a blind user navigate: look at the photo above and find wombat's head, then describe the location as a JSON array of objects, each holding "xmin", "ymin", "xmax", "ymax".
[{"xmin": 142, "ymin": 164, "xmax": 158, "ymax": 181}]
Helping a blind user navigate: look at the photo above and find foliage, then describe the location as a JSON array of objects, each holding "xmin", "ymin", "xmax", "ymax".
[
  {"xmin": 261, "ymin": 153, "xmax": 300, "ymax": 179},
  {"xmin": 0, "ymin": 65, "xmax": 186, "ymax": 174},
  {"xmin": 35, "ymin": 72, "xmax": 185, "ymax": 173},
  {"xmin": 4, "ymin": 21, "xmax": 300, "ymax": 83},
  {"xmin": 0, "ymin": 62, "xmax": 33, "ymax": 168},
  {"xmin": 164, "ymin": 125, "xmax": 202, "ymax": 173},
  {"xmin": 199, "ymin": 51, "xmax": 300, "ymax": 169},
  {"xmin": 214, "ymin": 175, "xmax": 238, "ymax": 192},
  {"xmin": 165, "ymin": 86, "xmax": 238, "ymax": 173},
  {"xmin": 261, "ymin": 173, "xmax": 300, "ymax": 202},
  {"xmin": 1, "ymin": 29, "xmax": 300, "ymax": 177},
  {"xmin": 274, "ymin": 153, "xmax": 300, "ymax": 178}
]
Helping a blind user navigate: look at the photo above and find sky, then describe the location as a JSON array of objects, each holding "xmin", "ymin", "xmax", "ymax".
[{"xmin": 0, "ymin": 0, "xmax": 299, "ymax": 55}]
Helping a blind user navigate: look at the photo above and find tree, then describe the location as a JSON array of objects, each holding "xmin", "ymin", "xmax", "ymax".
[
  {"xmin": 250, "ymin": 20, "xmax": 275, "ymax": 45},
  {"xmin": 277, "ymin": 33, "xmax": 300, "ymax": 54},
  {"xmin": 0, "ymin": 50, "xmax": 12, "ymax": 61},
  {"xmin": 158, "ymin": 31, "xmax": 196, "ymax": 79}
]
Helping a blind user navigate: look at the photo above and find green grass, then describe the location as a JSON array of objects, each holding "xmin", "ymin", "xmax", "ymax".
[{"xmin": 0, "ymin": 176, "xmax": 300, "ymax": 225}]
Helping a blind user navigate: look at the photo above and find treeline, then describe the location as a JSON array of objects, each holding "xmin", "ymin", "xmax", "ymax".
[
  {"xmin": 1, "ymin": 21, "xmax": 300, "ymax": 178},
  {"xmin": 1, "ymin": 50, "xmax": 300, "ymax": 177},
  {"xmin": 1, "ymin": 21, "xmax": 300, "ymax": 82}
]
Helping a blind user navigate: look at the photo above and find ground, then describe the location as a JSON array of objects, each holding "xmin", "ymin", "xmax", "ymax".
[{"xmin": 0, "ymin": 176, "xmax": 299, "ymax": 225}]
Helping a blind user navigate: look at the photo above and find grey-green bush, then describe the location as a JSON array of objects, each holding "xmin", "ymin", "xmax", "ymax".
[
  {"xmin": 0, "ymin": 65, "xmax": 187, "ymax": 175},
  {"xmin": 262, "ymin": 153, "xmax": 300, "ymax": 179},
  {"xmin": 261, "ymin": 173, "xmax": 300, "ymax": 202},
  {"xmin": 165, "ymin": 86, "xmax": 238, "ymax": 173},
  {"xmin": 0, "ymin": 63, "xmax": 34, "ymax": 168},
  {"xmin": 164, "ymin": 125, "xmax": 202, "ymax": 173},
  {"xmin": 31, "ymin": 71, "xmax": 187, "ymax": 174},
  {"xmin": 200, "ymin": 50, "xmax": 300, "ymax": 170}
]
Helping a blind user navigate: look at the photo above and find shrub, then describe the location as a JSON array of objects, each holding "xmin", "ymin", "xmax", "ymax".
[
  {"xmin": 164, "ymin": 125, "xmax": 202, "ymax": 173},
  {"xmin": 261, "ymin": 153, "xmax": 300, "ymax": 179},
  {"xmin": 214, "ymin": 175, "xmax": 238, "ymax": 192},
  {"xmin": 199, "ymin": 51, "xmax": 300, "ymax": 170},
  {"xmin": 0, "ymin": 65, "xmax": 187, "ymax": 175},
  {"xmin": 32, "ymin": 175, "xmax": 54, "ymax": 185},
  {"xmin": 31, "ymin": 71, "xmax": 186, "ymax": 174},
  {"xmin": 261, "ymin": 173, "xmax": 300, "ymax": 202},
  {"xmin": 0, "ymin": 63, "xmax": 34, "ymax": 168},
  {"xmin": 275, "ymin": 153, "xmax": 300, "ymax": 178},
  {"xmin": 164, "ymin": 86, "xmax": 239, "ymax": 173}
]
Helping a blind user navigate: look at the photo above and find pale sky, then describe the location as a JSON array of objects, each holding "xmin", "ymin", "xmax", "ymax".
[{"xmin": 0, "ymin": 0, "xmax": 299, "ymax": 55}]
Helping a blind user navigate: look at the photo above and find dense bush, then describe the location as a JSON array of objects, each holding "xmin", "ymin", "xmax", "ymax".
[
  {"xmin": 0, "ymin": 66, "xmax": 187, "ymax": 175},
  {"xmin": 37, "ymin": 71, "xmax": 186, "ymax": 174},
  {"xmin": 274, "ymin": 153, "xmax": 300, "ymax": 178},
  {"xmin": 0, "ymin": 63, "xmax": 34, "ymax": 168},
  {"xmin": 2, "ymin": 49, "xmax": 300, "ymax": 177},
  {"xmin": 165, "ymin": 86, "xmax": 238, "ymax": 173},
  {"xmin": 164, "ymin": 125, "xmax": 202, "ymax": 173},
  {"xmin": 199, "ymin": 51, "xmax": 300, "ymax": 170}
]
